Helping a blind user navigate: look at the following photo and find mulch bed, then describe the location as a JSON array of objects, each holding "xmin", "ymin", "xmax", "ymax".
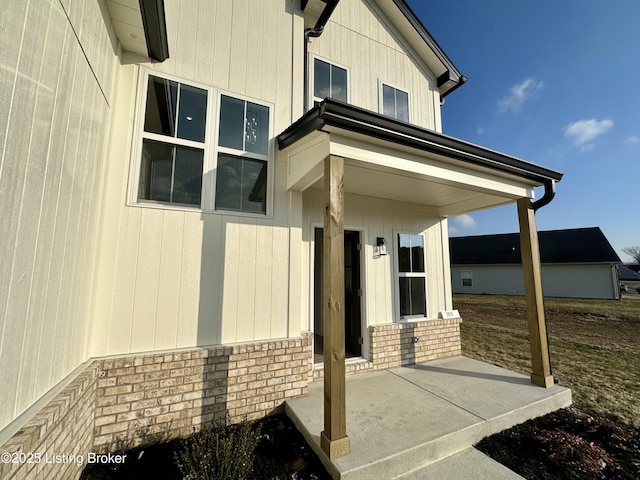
[
  {"xmin": 81, "ymin": 413, "xmax": 330, "ymax": 480},
  {"xmin": 82, "ymin": 408, "xmax": 640, "ymax": 479},
  {"xmin": 476, "ymin": 407, "xmax": 640, "ymax": 479}
]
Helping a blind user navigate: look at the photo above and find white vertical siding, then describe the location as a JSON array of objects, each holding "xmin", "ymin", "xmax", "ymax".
[
  {"xmin": 91, "ymin": 0, "xmax": 301, "ymax": 356},
  {"xmin": 301, "ymin": 190, "xmax": 449, "ymax": 332},
  {"xmin": 0, "ymin": 0, "xmax": 115, "ymax": 431},
  {"xmin": 308, "ymin": 0, "xmax": 439, "ymax": 130}
]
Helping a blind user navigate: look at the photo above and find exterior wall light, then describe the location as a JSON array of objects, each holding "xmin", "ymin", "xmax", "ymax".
[{"xmin": 376, "ymin": 237, "xmax": 387, "ymax": 256}]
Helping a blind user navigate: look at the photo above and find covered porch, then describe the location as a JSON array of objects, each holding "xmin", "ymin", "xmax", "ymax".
[
  {"xmin": 286, "ymin": 356, "xmax": 572, "ymax": 480},
  {"xmin": 278, "ymin": 98, "xmax": 564, "ymax": 460}
]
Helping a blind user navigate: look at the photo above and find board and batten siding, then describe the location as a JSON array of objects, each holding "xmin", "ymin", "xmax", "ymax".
[
  {"xmin": 301, "ymin": 190, "xmax": 451, "ymax": 334},
  {"xmin": 0, "ymin": 0, "xmax": 116, "ymax": 432},
  {"xmin": 307, "ymin": 0, "xmax": 441, "ymax": 131},
  {"xmin": 451, "ymin": 264, "xmax": 618, "ymax": 299},
  {"xmin": 90, "ymin": 0, "xmax": 303, "ymax": 357}
]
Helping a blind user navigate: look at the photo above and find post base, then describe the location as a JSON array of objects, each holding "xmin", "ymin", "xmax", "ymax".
[
  {"xmin": 531, "ymin": 373, "xmax": 555, "ymax": 388},
  {"xmin": 321, "ymin": 431, "xmax": 350, "ymax": 459}
]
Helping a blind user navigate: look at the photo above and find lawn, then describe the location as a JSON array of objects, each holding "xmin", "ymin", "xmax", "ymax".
[{"xmin": 454, "ymin": 294, "xmax": 640, "ymax": 427}]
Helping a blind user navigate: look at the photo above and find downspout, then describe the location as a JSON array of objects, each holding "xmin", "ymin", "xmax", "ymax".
[
  {"xmin": 532, "ymin": 179, "xmax": 556, "ymax": 212},
  {"xmin": 303, "ymin": 0, "xmax": 341, "ymax": 112}
]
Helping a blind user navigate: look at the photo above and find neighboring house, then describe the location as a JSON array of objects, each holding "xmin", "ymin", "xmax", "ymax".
[
  {"xmin": 0, "ymin": 0, "xmax": 563, "ymax": 476},
  {"xmin": 450, "ymin": 227, "xmax": 621, "ymax": 299},
  {"xmin": 619, "ymin": 265, "xmax": 640, "ymax": 281}
]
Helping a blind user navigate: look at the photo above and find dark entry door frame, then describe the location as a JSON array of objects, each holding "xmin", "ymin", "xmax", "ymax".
[{"xmin": 312, "ymin": 226, "xmax": 364, "ymax": 364}]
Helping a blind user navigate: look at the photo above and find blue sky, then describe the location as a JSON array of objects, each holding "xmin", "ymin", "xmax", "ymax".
[{"xmin": 407, "ymin": 1, "xmax": 640, "ymax": 262}]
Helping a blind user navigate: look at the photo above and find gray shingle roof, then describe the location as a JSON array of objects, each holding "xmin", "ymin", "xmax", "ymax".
[{"xmin": 450, "ymin": 227, "xmax": 621, "ymax": 265}]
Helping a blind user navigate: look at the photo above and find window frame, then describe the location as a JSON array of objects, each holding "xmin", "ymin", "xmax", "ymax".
[
  {"xmin": 128, "ymin": 69, "xmax": 274, "ymax": 217},
  {"xmin": 309, "ymin": 54, "xmax": 350, "ymax": 108},
  {"xmin": 394, "ymin": 231, "xmax": 429, "ymax": 321},
  {"xmin": 461, "ymin": 270, "xmax": 473, "ymax": 287},
  {"xmin": 212, "ymin": 91, "xmax": 274, "ymax": 215},
  {"xmin": 378, "ymin": 80, "xmax": 410, "ymax": 123}
]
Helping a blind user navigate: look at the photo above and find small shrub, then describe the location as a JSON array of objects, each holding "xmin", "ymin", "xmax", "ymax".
[{"xmin": 174, "ymin": 419, "xmax": 262, "ymax": 480}]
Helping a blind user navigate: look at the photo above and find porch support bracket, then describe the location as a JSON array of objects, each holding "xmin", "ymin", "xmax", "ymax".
[
  {"xmin": 517, "ymin": 197, "xmax": 554, "ymax": 388},
  {"xmin": 321, "ymin": 155, "xmax": 350, "ymax": 458}
]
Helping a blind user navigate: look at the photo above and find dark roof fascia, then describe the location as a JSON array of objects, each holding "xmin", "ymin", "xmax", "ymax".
[
  {"xmin": 139, "ymin": 0, "xmax": 170, "ymax": 62},
  {"xmin": 392, "ymin": 0, "xmax": 465, "ymax": 97},
  {"xmin": 277, "ymin": 99, "xmax": 563, "ymax": 184}
]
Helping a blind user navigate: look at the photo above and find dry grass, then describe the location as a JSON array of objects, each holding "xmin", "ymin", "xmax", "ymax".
[{"xmin": 454, "ymin": 294, "xmax": 640, "ymax": 427}]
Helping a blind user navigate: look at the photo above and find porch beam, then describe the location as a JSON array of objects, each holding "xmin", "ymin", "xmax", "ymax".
[
  {"xmin": 321, "ymin": 155, "xmax": 350, "ymax": 459},
  {"xmin": 517, "ymin": 197, "xmax": 554, "ymax": 388}
]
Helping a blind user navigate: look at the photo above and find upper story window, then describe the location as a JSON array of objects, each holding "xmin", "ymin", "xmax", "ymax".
[
  {"xmin": 381, "ymin": 83, "xmax": 409, "ymax": 122},
  {"xmin": 131, "ymin": 71, "xmax": 272, "ymax": 216},
  {"xmin": 312, "ymin": 57, "xmax": 348, "ymax": 103},
  {"xmin": 396, "ymin": 233, "xmax": 427, "ymax": 319}
]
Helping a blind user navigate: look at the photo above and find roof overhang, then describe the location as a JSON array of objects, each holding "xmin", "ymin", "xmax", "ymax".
[
  {"xmin": 104, "ymin": 0, "xmax": 169, "ymax": 62},
  {"xmin": 278, "ymin": 99, "xmax": 563, "ymax": 217},
  {"xmin": 301, "ymin": 0, "xmax": 466, "ymax": 97},
  {"xmin": 377, "ymin": 0, "xmax": 467, "ymax": 97}
]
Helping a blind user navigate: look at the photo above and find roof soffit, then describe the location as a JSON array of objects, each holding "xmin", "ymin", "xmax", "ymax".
[
  {"xmin": 104, "ymin": 0, "xmax": 169, "ymax": 61},
  {"xmin": 301, "ymin": 0, "xmax": 465, "ymax": 96},
  {"xmin": 370, "ymin": 0, "xmax": 465, "ymax": 96}
]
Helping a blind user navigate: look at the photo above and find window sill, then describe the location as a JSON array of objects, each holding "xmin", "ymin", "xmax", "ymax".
[{"xmin": 126, "ymin": 201, "xmax": 273, "ymax": 219}]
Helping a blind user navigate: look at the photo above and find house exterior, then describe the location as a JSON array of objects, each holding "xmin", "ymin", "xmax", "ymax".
[
  {"xmin": 0, "ymin": 0, "xmax": 563, "ymax": 476},
  {"xmin": 619, "ymin": 265, "xmax": 640, "ymax": 281},
  {"xmin": 450, "ymin": 227, "xmax": 622, "ymax": 299}
]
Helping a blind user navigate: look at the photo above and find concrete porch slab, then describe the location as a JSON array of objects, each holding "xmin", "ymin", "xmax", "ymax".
[{"xmin": 285, "ymin": 356, "xmax": 571, "ymax": 480}]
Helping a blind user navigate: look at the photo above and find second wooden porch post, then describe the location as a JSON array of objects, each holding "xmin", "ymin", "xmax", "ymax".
[
  {"xmin": 321, "ymin": 155, "xmax": 350, "ymax": 458},
  {"xmin": 517, "ymin": 197, "xmax": 554, "ymax": 387}
]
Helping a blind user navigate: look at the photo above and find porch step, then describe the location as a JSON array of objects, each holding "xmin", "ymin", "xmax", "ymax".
[
  {"xmin": 393, "ymin": 448, "xmax": 524, "ymax": 480},
  {"xmin": 285, "ymin": 356, "xmax": 571, "ymax": 480}
]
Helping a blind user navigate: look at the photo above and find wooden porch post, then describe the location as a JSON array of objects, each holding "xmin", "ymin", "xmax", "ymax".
[
  {"xmin": 321, "ymin": 155, "xmax": 350, "ymax": 458},
  {"xmin": 517, "ymin": 197, "xmax": 554, "ymax": 388}
]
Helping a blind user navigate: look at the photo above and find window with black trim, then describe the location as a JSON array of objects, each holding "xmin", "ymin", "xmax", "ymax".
[
  {"xmin": 313, "ymin": 58, "xmax": 348, "ymax": 103},
  {"xmin": 397, "ymin": 233, "xmax": 427, "ymax": 318},
  {"xmin": 381, "ymin": 83, "xmax": 409, "ymax": 122}
]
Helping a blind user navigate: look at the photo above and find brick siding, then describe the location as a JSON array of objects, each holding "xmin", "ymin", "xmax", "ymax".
[
  {"xmin": 0, "ymin": 362, "xmax": 100, "ymax": 480},
  {"xmin": 370, "ymin": 319, "xmax": 462, "ymax": 369},
  {"xmin": 313, "ymin": 318, "xmax": 462, "ymax": 380},
  {"xmin": 0, "ymin": 321, "xmax": 460, "ymax": 479},
  {"xmin": 92, "ymin": 333, "xmax": 313, "ymax": 451}
]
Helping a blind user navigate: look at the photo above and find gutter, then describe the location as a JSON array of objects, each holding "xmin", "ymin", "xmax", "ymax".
[
  {"xmin": 303, "ymin": 0, "xmax": 341, "ymax": 112},
  {"xmin": 393, "ymin": 0, "xmax": 466, "ymax": 98},
  {"xmin": 139, "ymin": 0, "xmax": 170, "ymax": 62},
  {"xmin": 279, "ymin": 99, "xmax": 563, "ymax": 185}
]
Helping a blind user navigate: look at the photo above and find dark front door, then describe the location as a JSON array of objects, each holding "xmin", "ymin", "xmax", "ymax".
[{"xmin": 313, "ymin": 228, "xmax": 362, "ymax": 363}]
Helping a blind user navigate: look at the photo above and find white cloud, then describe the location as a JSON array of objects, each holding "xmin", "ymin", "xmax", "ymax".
[
  {"xmin": 456, "ymin": 214, "xmax": 476, "ymax": 228},
  {"xmin": 564, "ymin": 119, "xmax": 613, "ymax": 148},
  {"xmin": 449, "ymin": 214, "xmax": 476, "ymax": 235},
  {"xmin": 625, "ymin": 135, "xmax": 640, "ymax": 144},
  {"xmin": 476, "ymin": 126, "xmax": 485, "ymax": 135},
  {"xmin": 498, "ymin": 78, "xmax": 543, "ymax": 112},
  {"xmin": 454, "ymin": 214, "xmax": 476, "ymax": 229}
]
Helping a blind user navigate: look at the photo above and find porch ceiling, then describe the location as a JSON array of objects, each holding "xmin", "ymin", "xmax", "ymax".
[
  {"xmin": 310, "ymin": 160, "xmax": 517, "ymax": 216},
  {"xmin": 278, "ymin": 100, "xmax": 563, "ymax": 218}
]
